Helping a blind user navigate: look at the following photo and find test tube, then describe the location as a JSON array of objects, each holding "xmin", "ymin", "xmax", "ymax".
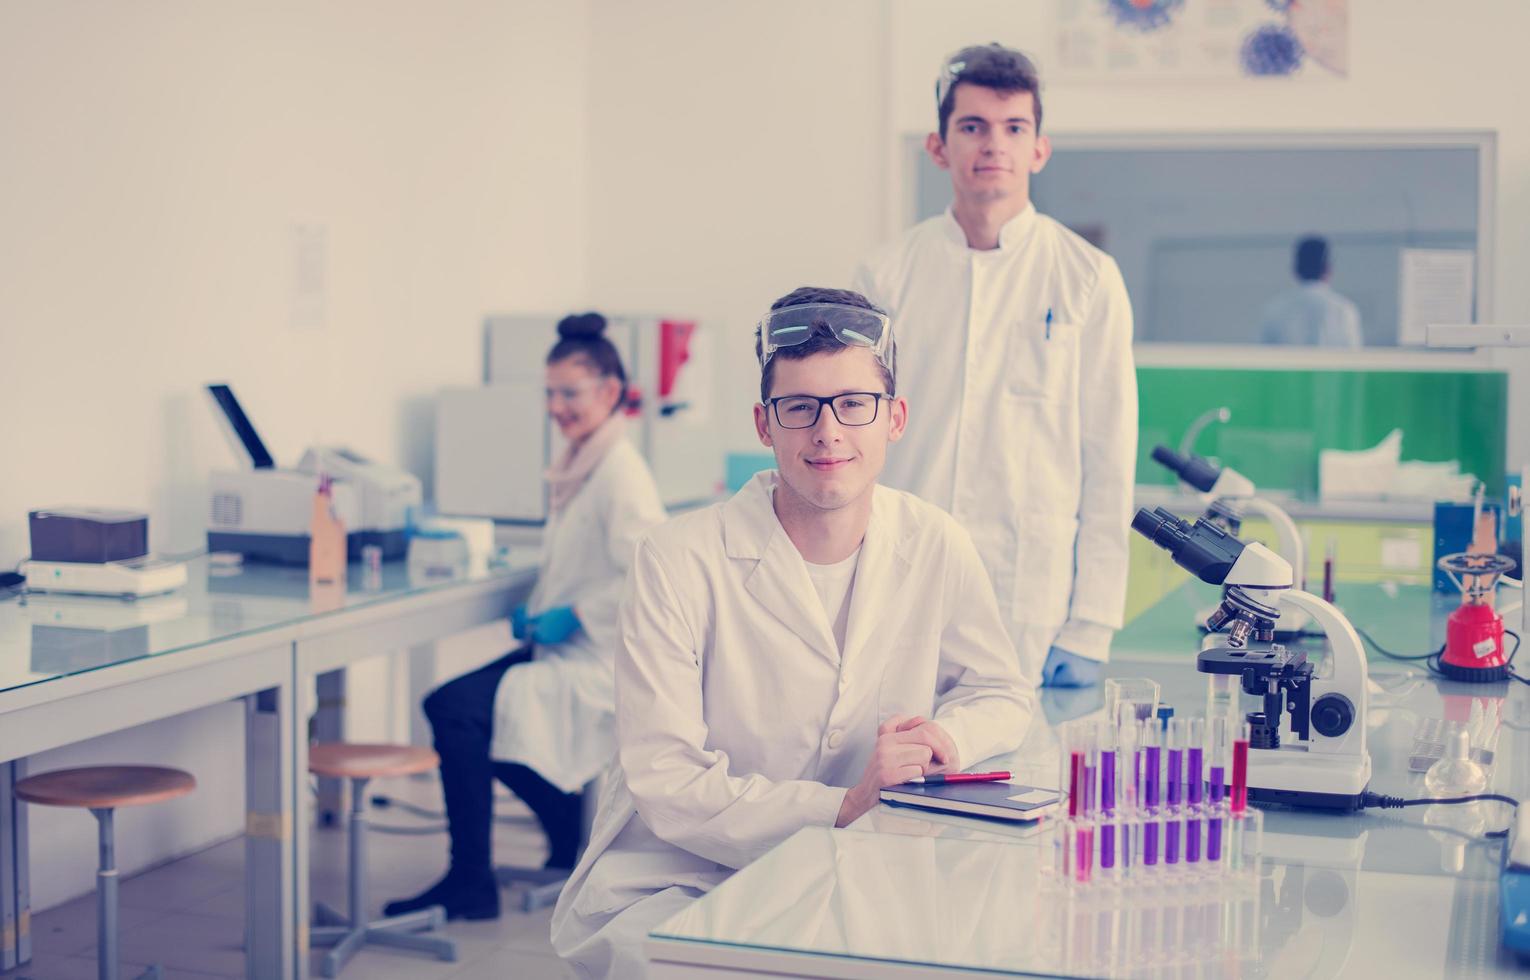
[
  {"xmin": 1207, "ymin": 717, "xmax": 1227, "ymax": 864},
  {"xmin": 1184, "ymin": 718, "xmax": 1205, "ymax": 866},
  {"xmin": 1229, "ymin": 806, "xmax": 1264, "ymax": 873},
  {"xmin": 1116, "ymin": 702, "xmax": 1140, "ymax": 814},
  {"xmin": 1142, "ymin": 718, "xmax": 1161, "ymax": 869},
  {"xmin": 1075, "ymin": 725, "xmax": 1097, "ymax": 883},
  {"xmin": 1099, "ymin": 721, "xmax": 1119, "ymax": 878},
  {"xmin": 1231, "ymin": 720, "xmax": 1251, "ymax": 814},
  {"xmin": 1323, "ymin": 538, "xmax": 1336, "ymax": 603},
  {"xmin": 1165, "ymin": 717, "xmax": 1183, "ymax": 867},
  {"xmin": 1206, "ymin": 673, "xmax": 1236, "ymax": 729}
]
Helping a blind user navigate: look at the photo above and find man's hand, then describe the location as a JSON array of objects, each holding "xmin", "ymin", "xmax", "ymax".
[
  {"xmin": 891, "ymin": 716, "xmax": 960, "ymax": 777},
  {"xmin": 835, "ymin": 715, "xmax": 958, "ymax": 827},
  {"xmin": 1041, "ymin": 646, "xmax": 1102, "ymax": 687}
]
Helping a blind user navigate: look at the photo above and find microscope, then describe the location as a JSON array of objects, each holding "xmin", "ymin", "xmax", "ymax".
[
  {"xmin": 1133, "ymin": 507, "xmax": 1371, "ymax": 810},
  {"xmin": 1150, "ymin": 445, "xmax": 1311, "ymax": 638}
]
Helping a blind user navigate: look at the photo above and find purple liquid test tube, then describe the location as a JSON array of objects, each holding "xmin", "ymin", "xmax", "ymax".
[
  {"xmin": 1208, "ymin": 765, "xmax": 1225, "ymax": 862},
  {"xmin": 1100, "ymin": 746, "xmax": 1117, "ymax": 869},
  {"xmin": 1165, "ymin": 718, "xmax": 1183, "ymax": 865},
  {"xmin": 1186, "ymin": 718, "xmax": 1204, "ymax": 864},
  {"xmin": 1142, "ymin": 720, "xmax": 1160, "ymax": 866},
  {"xmin": 1208, "ymin": 716, "xmax": 1227, "ymax": 863}
]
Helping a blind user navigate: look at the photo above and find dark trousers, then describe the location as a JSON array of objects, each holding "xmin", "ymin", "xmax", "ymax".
[{"xmin": 422, "ymin": 647, "xmax": 585, "ymax": 877}]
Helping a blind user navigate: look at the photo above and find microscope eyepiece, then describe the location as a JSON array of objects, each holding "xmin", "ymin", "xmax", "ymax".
[
  {"xmin": 1132, "ymin": 507, "xmax": 1247, "ymax": 586},
  {"xmin": 1150, "ymin": 444, "xmax": 1222, "ymax": 493}
]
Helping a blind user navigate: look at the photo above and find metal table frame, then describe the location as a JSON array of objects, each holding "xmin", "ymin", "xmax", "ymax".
[{"xmin": 0, "ymin": 566, "xmax": 531, "ymax": 979}]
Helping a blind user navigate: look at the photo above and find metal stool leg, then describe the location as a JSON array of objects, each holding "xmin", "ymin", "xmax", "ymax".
[
  {"xmin": 91, "ymin": 809, "xmax": 163, "ymax": 980},
  {"xmin": 310, "ymin": 776, "xmax": 455, "ymax": 976},
  {"xmin": 93, "ymin": 807, "xmax": 119, "ymax": 980}
]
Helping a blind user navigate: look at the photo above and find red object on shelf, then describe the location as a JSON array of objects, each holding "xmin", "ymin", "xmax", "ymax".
[
  {"xmin": 659, "ymin": 320, "xmax": 696, "ymax": 399},
  {"xmin": 1437, "ymin": 551, "xmax": 1517, "ymax": 682},
  {"xmin": 1440, "ymin": 601, "xmax": 1509, "ymax": 681}
]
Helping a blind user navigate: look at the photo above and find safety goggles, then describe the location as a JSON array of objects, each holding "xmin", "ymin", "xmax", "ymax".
[{"xmin": 756, "ymin": 303, "xmax": 892, "ymax": 371}]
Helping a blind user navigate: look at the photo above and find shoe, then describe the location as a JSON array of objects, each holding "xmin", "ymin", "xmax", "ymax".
[{"xmin": 383, "ymin": 871, "xmax": 499, "ymax": 921}]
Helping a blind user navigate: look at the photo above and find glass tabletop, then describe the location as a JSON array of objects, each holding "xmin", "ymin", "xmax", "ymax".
[
  {"xmin": 654, "ymin": 582, "xmax": 1530, "ymax": 976},
  {"xmin": 0, "ymin": 553, "xmax": 537, "ymax": 696},
  {"xmin": 652, "ymin": 825, "xmax": 1508, "ymax": 978}
]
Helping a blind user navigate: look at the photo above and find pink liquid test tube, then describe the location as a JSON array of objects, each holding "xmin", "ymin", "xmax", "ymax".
[
  {"xmin": 1231, "ymin": 720, "xmax": 1251, "ymax": 814},
  {"xmin": 1075, "ymin": 726, "xmax": 1096, "ymax": 883}
]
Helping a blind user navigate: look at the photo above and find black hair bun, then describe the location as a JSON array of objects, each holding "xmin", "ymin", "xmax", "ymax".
[{"xmin": 556, "ymin": 312, "xmax": 608, "ymax": 339}]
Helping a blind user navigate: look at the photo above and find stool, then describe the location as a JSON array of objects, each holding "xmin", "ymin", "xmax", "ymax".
[
  {"xmin": 308, "ymin": 743, "xmax": 456, "ymax": 977},
  {"xmin": 495, "ymin": 775, "xmax": 599, "ymax": 912},
  {"xmin": 15, "ymin": 765, "xmax": 196, "ymax": 980}
]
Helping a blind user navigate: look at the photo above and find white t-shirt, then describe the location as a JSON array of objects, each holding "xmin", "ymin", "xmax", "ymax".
[{"xmin": 804, "ymin": 548, "xmax": 861, "ymax": 654}]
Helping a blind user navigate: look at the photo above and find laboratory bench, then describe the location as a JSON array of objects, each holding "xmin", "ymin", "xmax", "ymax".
[
  {"xmin": 647, "ymin": 580, "xmax": 1529, "ymax": 977},
  {"xmin": 0, "ymin": 553, "xmax": 536, "ymax": 978}
]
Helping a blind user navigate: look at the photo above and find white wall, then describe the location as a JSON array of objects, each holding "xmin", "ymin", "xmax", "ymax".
[
  {"xmin": 0, "ymin": 0, "xmax": 590, "ymax": 909},
  {"xmin": 584, "ymin": 0, "xmax": 894, "ymax": 455}
]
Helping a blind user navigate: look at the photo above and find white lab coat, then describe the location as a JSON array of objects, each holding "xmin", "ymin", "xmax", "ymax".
[
  {"xmin": 551, "ymin": 471, "xmax": 1034, "ymax": 978},
  {"xmin": 1259, "ymin": 282, "xmax": 1363, "ymax": 348},
  {"xmin": 853, "ymin": 204, "xmax": 1138, "ymax": 670},
  {"xmin": 489, "ymin": 438, "xmax": 666, "ymax": 793}
]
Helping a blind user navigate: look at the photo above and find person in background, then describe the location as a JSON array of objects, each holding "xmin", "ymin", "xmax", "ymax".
[
  {"xmin": 1259, "ymin": 236, "xmax": 1363, "ymax": 348},
  {"xmin": 854, "ymin": 43, "xmax": 1138, "ymax": 689},
  {"xmin": 551, "ymin": 287, "xmax": 1032, "ymax": 978},
  {"xmin": 384, "ymin": 313, "xmax": 666, "ymax": 921}
]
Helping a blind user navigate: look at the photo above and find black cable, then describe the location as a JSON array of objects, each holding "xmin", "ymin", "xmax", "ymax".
[
  {"xmin": 1355, "ymin": 624, "xmax": 1442, "ymax": 662},
  {"xmin": 1364, "ymin": 791, "xmax": 1519, "ymax": 809},
  {"xmin": 1363, "ymin": 790, "xmax": 1519, "ymax": 837}
]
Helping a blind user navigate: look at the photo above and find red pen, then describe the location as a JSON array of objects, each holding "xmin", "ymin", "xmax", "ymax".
[{"xmin": 904, "ymin": 770, "xmax": 1011, "ymax": 785}]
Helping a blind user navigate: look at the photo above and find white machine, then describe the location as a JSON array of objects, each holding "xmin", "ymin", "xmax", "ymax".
[
  {"xmin": 21, "ymin": 556, "xmax": 188, "ymax": 599},
  {"xmin": 1134, "ymin": 507, "xmax": 1371, "ymax": 810},
  {"xmin": 434, "ymin": 314, "xmax": 717, "ymax": 523},
  {"xmin": 1151, "ymin": 445, "xmax": 1311, "ymax": 638},
  {"xmin": 205, "ymin": 384, "xmax": 422, "ymax": 564}
]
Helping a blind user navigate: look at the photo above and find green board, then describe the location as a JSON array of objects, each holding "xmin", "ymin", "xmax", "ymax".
[{"xmin": 1137, "ymin": 367, "xmax": 1508, "ymax": 497}]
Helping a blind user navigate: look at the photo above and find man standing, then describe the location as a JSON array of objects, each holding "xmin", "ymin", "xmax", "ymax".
[
  {"xmin": 855, "ymin": 43, "xmax": 1137, "ymax": 687},
  {"xmin": 1259, "ymin": 236, "xmax": 1364, "ymax": 348}
]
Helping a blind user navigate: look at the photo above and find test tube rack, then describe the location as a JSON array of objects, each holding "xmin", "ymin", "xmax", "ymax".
[{"xmin": 1048, "ymin": 714, "xmax": 1264, "ymax": 888}]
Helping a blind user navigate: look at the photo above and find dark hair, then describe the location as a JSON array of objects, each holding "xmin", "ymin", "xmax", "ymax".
[
  {"xmin": 548, "ymin": 312, "xmax": 628, "ymax": 406},
  {"xmin": 937, "ymin": 44, "xmax": 1043, "ymax": 140},
  {"xmin": 1294, "ymin": 237, "xmax": 1330, "ymax": 282},
  {"xmin": 756, "ymin": 286, "xmax": 895, "ymax": 403}
]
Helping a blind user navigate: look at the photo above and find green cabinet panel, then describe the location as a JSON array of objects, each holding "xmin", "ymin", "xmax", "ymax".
[{"xmin": 1137, "ymin": 367, "xmax": 1508, "ymax": 497}]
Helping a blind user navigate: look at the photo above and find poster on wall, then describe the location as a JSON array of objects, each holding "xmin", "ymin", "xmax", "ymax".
[
  {"xmin": 1057, "ymin": 0, "xmax": 1348, "ymax": 80},
  {"xmin": 1398, "ymin": 249, "xmax": 1475, "ymax": 347}
]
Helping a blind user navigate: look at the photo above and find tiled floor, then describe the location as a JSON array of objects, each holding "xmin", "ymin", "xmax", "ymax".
[{"xmin": 2, "ymin": 776, "xmax": 575, "ymax": 979}]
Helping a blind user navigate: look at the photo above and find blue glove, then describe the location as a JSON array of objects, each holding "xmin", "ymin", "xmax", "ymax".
[
  {"xmin": 511, "ymin": 604, "xmax": 532, "ymax": 640},
  {"xmin": 531, "ymin": 606, "xmax": 581, "ymax": 645},
  {"xmin": 1041, "ymin": 646, "xmax": 1102, "ymax": 688}
]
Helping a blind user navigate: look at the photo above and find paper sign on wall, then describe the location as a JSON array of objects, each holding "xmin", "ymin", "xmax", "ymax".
[{"xmin": 1399, "ymin": 249, "xmax": 1474, "ymax": 346}]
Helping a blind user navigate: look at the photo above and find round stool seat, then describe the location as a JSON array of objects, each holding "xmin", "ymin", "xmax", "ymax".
[
  {"xmin": 14, "ymin": 766, "xmax": 196, "ymax": 809},
  {"xmin": 309, "ymin": 743, "xmax": 439, "ymax": 779}
]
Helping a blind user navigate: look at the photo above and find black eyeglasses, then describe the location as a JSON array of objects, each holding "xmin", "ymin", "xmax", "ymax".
[{"xmin": 764, "ymin": 392, "xmax": 891, "ymax": 430}]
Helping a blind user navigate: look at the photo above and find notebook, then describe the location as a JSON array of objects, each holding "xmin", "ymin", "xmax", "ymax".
[{"xmin": 878, "ymin": 782, "xmax": 1062, "ymax": 822}]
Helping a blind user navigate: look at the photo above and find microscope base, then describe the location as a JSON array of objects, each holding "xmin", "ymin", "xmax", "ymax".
[{"xmin": 1248, "ymin": 749, "xmax": 1371, "ymax": 812}]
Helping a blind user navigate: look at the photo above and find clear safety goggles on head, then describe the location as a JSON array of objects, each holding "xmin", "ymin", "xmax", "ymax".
[
  {"xmin": 934, "ymin": 43, "xmax": 1012, "ymax": 108},
  {"xmin": 756, "ymin": 303, "xmax": 892, "ymax": 371}
]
